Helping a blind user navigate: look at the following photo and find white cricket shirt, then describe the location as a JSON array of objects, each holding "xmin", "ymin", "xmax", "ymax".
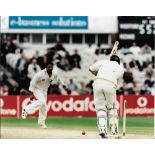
[
  {"xmin": 89, "ymin": 60, "xmax": 124, "ymax": 88},
  {"xmin": 29, "ymin": 68, "xmax": 64, "ymax": 92}
]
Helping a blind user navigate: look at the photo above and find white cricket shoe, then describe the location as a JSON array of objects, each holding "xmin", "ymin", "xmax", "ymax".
[
  {"xmin": 98, "ymin": 125, "xmax": 107, "ymax": 138},
  {"xmin": 38, "ymin": 121, "xmax": 47, "ymax": 129},
  {"xmin": 109, "ymin": 124, "xmax": 118, "ymax": 135},
  {"xmin": 40, "ymin": 124, "xmax": 47, "ymax": 129},
  {"xmin": 21, "ymin": 109, "xmax": 27, "ymax": 119}
]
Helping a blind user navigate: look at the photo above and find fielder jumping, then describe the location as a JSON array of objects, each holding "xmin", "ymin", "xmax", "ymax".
[
  {"xmin": 21, "ymin": 62, "xmax": 70, "ymax": 128},
  {"xmin": 89, "ymin": 55, "xmax": 124, "ymax": 138}
]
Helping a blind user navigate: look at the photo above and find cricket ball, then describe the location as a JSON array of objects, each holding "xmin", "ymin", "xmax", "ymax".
[{"xmin": 82, "ymin": 131, "xmax": 86, "ymax": 135}]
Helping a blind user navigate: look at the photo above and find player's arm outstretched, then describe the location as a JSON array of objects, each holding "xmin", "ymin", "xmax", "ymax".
[{"xmin": 55, "ymin": 73, "xmax": 71, "ymax": 95}]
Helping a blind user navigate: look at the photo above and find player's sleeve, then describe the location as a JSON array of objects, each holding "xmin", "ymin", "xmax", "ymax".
[
  {"xmin": 55, "ymin": 73, "xmax": 65, "ymax": 86},
  {"xmin": 89, "ymin": 60, "xmax": 103, "ymax": 73},
  {"xmin": 117, "ymin": 66, "xmax": 124, "ymax": 87},
  {"xmin": 29, "ymin": 73, "xmax": 41, "ymax": 92},
  {"xmin": 117, "ymin": 77, "xmax": 123, "ymax": 87}
]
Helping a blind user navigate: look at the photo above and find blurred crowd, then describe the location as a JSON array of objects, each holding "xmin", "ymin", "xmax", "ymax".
[{"xmin": 0, "ymin": 35, "xmax": 154, "ymax": 96}]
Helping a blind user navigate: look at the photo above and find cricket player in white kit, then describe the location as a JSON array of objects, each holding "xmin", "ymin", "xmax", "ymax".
[
  {"xmin": 21, "ymin": 62, "xmax": 70, "ymax": 128},
  {"xmin": 89, "ymin": 55, "xmax": 124, "ymax": 138}
]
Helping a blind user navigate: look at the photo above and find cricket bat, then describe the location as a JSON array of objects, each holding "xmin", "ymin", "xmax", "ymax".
[{"xmin": 110, "ymin": 41, "xmax": 119, "ymax": 57}]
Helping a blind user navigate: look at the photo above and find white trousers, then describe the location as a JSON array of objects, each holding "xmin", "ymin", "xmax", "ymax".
[
  {"xmin": 93, "ymin": 79, "xmax": 119, "ymax": 134},
  {"xmin": 93, "ymin": 80, "xmax": 116, "ymax": 112},
  {"xmin": 25, "ymin": 89, "xmax": 47, "ymax": 123}
]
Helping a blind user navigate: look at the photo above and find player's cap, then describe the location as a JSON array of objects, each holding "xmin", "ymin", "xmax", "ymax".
[{"xmin": 110, "ymin": 55, "xmax": 120, "ymax": 64}]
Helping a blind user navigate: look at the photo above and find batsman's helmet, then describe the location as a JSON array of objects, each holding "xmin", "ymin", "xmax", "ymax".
[{"xmin": 110, "ymin": 55, "xmax": 120, "ymax": 64}]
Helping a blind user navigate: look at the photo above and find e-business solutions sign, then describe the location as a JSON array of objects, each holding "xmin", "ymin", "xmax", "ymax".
[{"xmin": 9, "ymin": 16, "xmax": 88, "ymax": 29}]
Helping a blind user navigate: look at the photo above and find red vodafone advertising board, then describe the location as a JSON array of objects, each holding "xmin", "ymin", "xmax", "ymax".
[
  {"xmin": 0, "ymin": 95, "xmax": 154, "ymax": 118},
  {"xmin": 20, "ymin": 95, "xmax": 97, "ymax": 117},
  {"xmin": 123, "ymin": 95, "xmax": 154, "ymax": 116},
  {"xmin": 0, "ymin": 96, "xmax": 19, "ymax": 117}
]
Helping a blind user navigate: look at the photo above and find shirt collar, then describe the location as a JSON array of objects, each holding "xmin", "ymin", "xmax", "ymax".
[{"xmin": 44, "ymin": 68, "xmax": 53, "ymax": 77}]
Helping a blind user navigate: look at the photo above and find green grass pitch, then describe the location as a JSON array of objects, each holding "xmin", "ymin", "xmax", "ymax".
[{"xmin": 1, "ymin": 117, "xmax": 154, "ymax": 136}]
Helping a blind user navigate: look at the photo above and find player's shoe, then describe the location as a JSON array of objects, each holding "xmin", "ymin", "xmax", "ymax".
[
  {"xmin": 99, "ymin": 133, "xmax": 108, "ymax": 139},
  {"xmin": 109, "ymin": 124, "xmax": 118, "ymax": 135},
  {"xmin": 38, "ymin": 121, "xmax": 47, "ymax": 129},
  {"xmin": 40, "ymin": 124, "xmax": 47, "ymax": 129},
  {"xmin": 99, "ymin": 125, "xmax": 107, "ymax": 138},
  {"xmin": 21, "ymin": 109, "xmax": 27, "ymax": 119}
]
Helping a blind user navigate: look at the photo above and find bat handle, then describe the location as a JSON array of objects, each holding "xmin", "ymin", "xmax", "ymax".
[{"xmin": 115, "ymin": 41, "xmax": 119, "ymax": 46}]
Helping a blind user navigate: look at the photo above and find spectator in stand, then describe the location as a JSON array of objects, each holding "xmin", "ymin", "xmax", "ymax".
[
  {"xmin": 55, "ymin": 41, "xmax": 66, "ymax": 52},
  {"xmin": 142, "ymin": 57, "xmax": 152, "ymax": 70},
  {"xmin": 65, "ymin": 51, "xmax": 73, "ymax": 68},
  {"xmin": 8, "ymin": 81, "xmax": 20, "ymax": 95},
  {"xmin": 117, "ymin": 83, "xmax": 125, "ymax": 94},
  {"xmin": 0, "ymin": 85, "xmax": 8, "ymax": 96},
  {"xmin": 144, "ymin": 73, "xmax": 154, "ymax": 88},
  {"xmin": 123, "ymin": 67, "xmax": 134, "ymax": 83},
  {"xmin": 5, "ymin": 36, "xmax": 17, "ymax": 54},
  {"xmin": 16, "ymin": 57, "xmax": 30, "ymax": 90},
  {"xmin": 120, "ymin": 58, "xmax": 127, "ymax": 69},
  {"xmin": 32, "ymin": 50, "xmax": 40, "ymax": 60},
  {"xmin": 145, "ymin": 64, "xmax": 154, "ymax": 77},
  {"xmin": 20, "ymin": 36, "xmax": 32, "ymax": 49},
  {"xmin": 23, "ymin": 36, "xmax": 29, "ymax": 43},
  {"xmin": 68, "ymin": 79, "xmax": 78, "ymax": 92},
  {"xmin": 37, "ymin": 55, "xmax": 48, "ymax": 69},
  {"xmin": 127, "ymin": 83, "xmax": 136, "ymax": 94},
  {"xmin": 129, "ymin": 58, "xmax": 142, "ymax": 71},
  {"xmin": 140, "ymin": 85, "xmax": 151, "ymax": 95},
  {"xmin": 72, "ymin": 49, "xmax": 81, "ymax": 69},
  {"xmin": 1, "ymin": 36, "xmax": 18, "ymax": 66},
  {"xmin": 0, "ymin": 77, "xmax": 8, "ymax": 96},
  {"xmin": 120, "ymin": 44, "xmax": 131, "ymax": 55},
  {"xmin": 141, "ymin": 43, "xmax": 152, "ymax": 54},
  {"xmin": 150, "ymin": 88, "xmax": 155, "ymax": 95},
  {"xmin": 47, "ymin": 42, "xmax": 66, "ymax": 56},
  {"xmin": 16, "ymin": 52, "xmax": 27, "ymax": 72},
  {"xmin": 59, "ymin": 57, "xmax": 72, "ymax": 71},
  {"xmin": 29, "ymin": 50, "xmax": 40, "ymax": 68},
  {"xmin": 84, "ymin": 44, "xmax": 95, "ymax": 54},
  {"xmin": 27, "ymin": 59, "xmax": 41, "ymax": 80},
  {"xmin": 86, "ymin": 80, "xmax": 93, "ymax": 94},
  {"xmin": 95, "ymin": 43, "xmax": 102, "ymax": 55},
  {"xmin": 129, "ymin": 42, "xmax": 141, "ymax": 55},
  {"xmin": 118, "ymin": 83, "xmax": 135, "ymax": 95},
  {"xmin": 78, "ymin": 82, "xmax": 90, "ymax": 94},
  {"xmin": 54, "ymin": 53, "xmax": 63, "ymax": 68},
  {"xmin": 132, "ymin": 81, "xmax": 140, "ymax": 95}
]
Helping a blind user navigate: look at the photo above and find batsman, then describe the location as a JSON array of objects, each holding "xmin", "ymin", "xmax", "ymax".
[{"xmin": 89, "ymin": 41, "xmax": 124, "ymax": 138}]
